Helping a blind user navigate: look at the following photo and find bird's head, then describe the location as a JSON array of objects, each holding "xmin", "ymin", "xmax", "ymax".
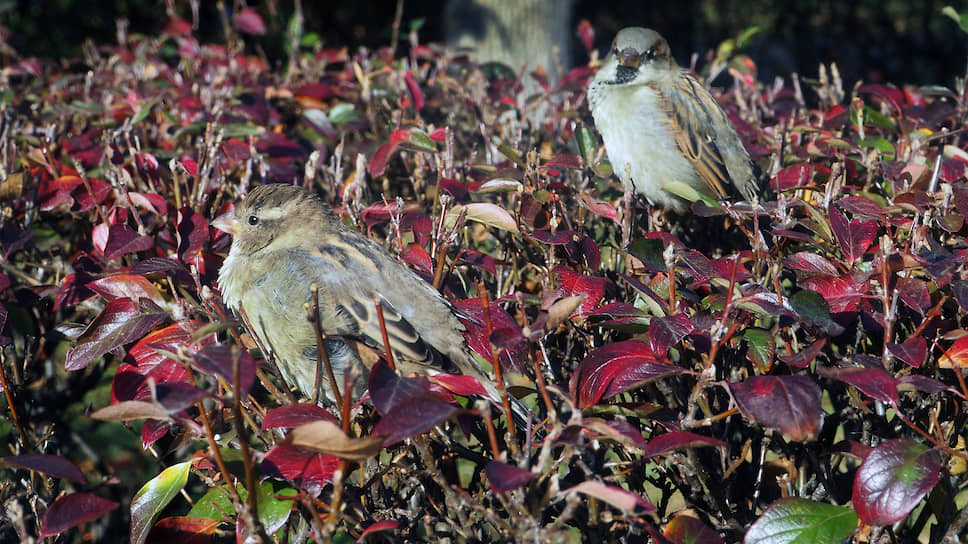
[
  {"xmin": 596, "ymin": 27, "xmax": 675, "ymax": 87},
  {"xmin": 212, "ymin": 184, "xmax": 336, "ymax": 257}
]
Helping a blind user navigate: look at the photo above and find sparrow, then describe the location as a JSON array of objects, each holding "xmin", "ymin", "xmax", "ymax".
[
  {"xmin": 587, "ymin": 27, "xmax": 758, "ymax": 216},
  {"xmin": 213, "ymin": 184, "xmax": 527, "ymax": 424}
]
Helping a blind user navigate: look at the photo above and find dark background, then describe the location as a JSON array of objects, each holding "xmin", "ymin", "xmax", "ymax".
[{"xmin": 2, "ymin": 0, "xmax": 966, "ymax": 87}]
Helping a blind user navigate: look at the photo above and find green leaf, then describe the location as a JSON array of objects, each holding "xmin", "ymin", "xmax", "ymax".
[
  {"xmin": 662, "ymin": 180, "xmax": 700, "ymax": 203},
  {"xmin": 329, "ymin": 103, "xmax": 358, "ymax": 125},
  {"xmin": 255, "ymin": 481, "xmax": 298, "ymax": 534},
  {"xmin": 130, "ymin": 461, "xmax": 192, "ymax": 544},
  {"xmin": 577, "ymin": 126, "xmax": 598, "ymax": 166},
  {"xmin": 497, "ymin": 144, "xmax": 525, "ymax": 168},
  {"xmin": 130, "ymin": 97, "xmax": 159, "ymax": 126},
  {"xmin": 942, "ymin": 6, "xmax": 968, "ymax": 33},
  {"xmin": 188, "ymin": 486, "xmax": 235, "ymax": 520},
  {"xmin": 736, "ymin": 26, "xmax": 761, "ymax": 48},
  {"xmin": 857, "ymin": 137, "xmax": 895, "ymax": 156},
  {"xmin": 400, "ymin": 128, "xmax": 437, "ymax": 153},
  {"xmin": 746, "ymin": 497, "xmax": 857, "ymax": 544},
  {"xmin": 221, "ymin": 124, "xmax": 265, "ymax": 139},
  {"xmin": 743, "ymin": 328, "xmax": 776, "ymax": 371}
]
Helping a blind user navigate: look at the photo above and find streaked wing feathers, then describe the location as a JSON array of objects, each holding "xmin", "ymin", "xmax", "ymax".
[{"xmin": 661, "ymin": 73, "xmax": 733, "ymax": 200}]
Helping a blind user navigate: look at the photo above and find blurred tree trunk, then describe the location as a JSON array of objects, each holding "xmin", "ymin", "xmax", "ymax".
[{"xmin": 444, "ymin": 0, "xmax": 574, "ymax": 86}]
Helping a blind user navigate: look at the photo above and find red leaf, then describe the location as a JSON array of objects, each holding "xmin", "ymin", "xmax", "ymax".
[
  {"xmin": 579, "ymin": 193, "xmax": 618, "ymax": 222},
  {"xmin": 895, "ymin": 276, "xmax": 930, "ymax": 315},
  {"xmin": 664, "ymin": 515, "xmax": 724, "ymax": 544},
  {"xmin": 219, "ymin": 138, "xmax": 251, "ymax": 170},
  {"xmin": 127, "ymin": 321, "xmax": 199, "ymax": 371},
  {"xmin": 486, "ymin": 461, "xmax": 537, "ymax": 493},
  {"xmin": 799, "ymin": 274, "xmax": 866, "ymax": 314},
  {"xmin": 778, "ymin": 338, "xmax": 827, "ymax": 369},
  {"xmin": 576, "ymin": 19, "xmax": 595, "ymax": 53},
  {"xmin": 567, "ymin": 481, "xmax": 655, "ymax": 514},
  {"xmin": 40, "ymin": 493, "xmax": 119, "ymax": 537},
  {"xmin": 404, "ymin": 71, "xmax": 424, "ymax": 111},
  {"xmin": 146, "ymin": 517, "xmax": 219, "ymax": 544},
  {"xmin": 3, "ymin": 454, "xmax": 86, "ymax": 484},
  {"xmin": 191, "ymin": 344, "xmax": 256, "ymax": 396},
  {"xmin": 837, "ymin": 195, "xmax": 886, "ymax": 220},
  {"xmin": 87, "ymin": 274, "xmax": 164, "ymax": 306},
  {"xmin": 543, "ymin": 153, "xmax": 583, "ymax": 170},
  {"xmin": 772, "ymin": 164, "xmax": 814, "ymax": 191},
  {"xmin": 887, "ymin": 336, "xmax": 927, "ymax": 368},
  {"xmin": 176, "ymin": 206, "xmax": 208, "ymax": 263},
  {"xmin": 368, "ymin": 141, "xmax": 398, "ymax": 178},
  {"xmin": 570, "ymin": 340, "xmax": 683, "ymax": 409},
  {"xmin": 729, "ymin": 375, "xmax": 822, "ymax": 442},
  {"xmin": 233, "ymin": 7, "xmax": 266, "ymax": 35},
  {"xmin": 648, "ymin": 314, "xmax": 693, "ymax": 356},
  {"xmin": 261, "ymin": 445, "xmax": 339, "ymax": 497},
  {"xmin": 367, "ymin": 359, "xmax": 435, "ymax": 415},
  {"xmin": 358, "ymin": 520, "xmax": 401, "ymax": 541},
  {"xmin": 103, "ymin": 224, "xmax": 154, "ymax": 260},
  {"xmin": 829, "ymin": 205, "xmax": 877, "ymax": 265},
  {"xmin": 553, "ymin": 266, "xmax": 606, "ymax": 318},
  {"xmin": 454, "ymin": 298, "xmax": 527, "ymax": 371},
  {"xmin": 818, "ymin": 365, "xmax": 897, "ymax": 403},
  {"xmin": 65, "ymin": 298, "xmax": 167, "ymax": 371},
  {"xmin": 401, "ymin": 242, "xmax": 433, "ymax": 275},
  {"xmin": 939, "ymin": 336, "xmax": 968, "ymax": 368},
  {"xmin": 852, "ymin": 439, "xmax": 942, "ymax": 526},
  {"xmin": 644, "ymin": 431, "xmax": 725, "ymax": 458},
  {"xmin": 782, "ymin": 252, "xmax": 839, "ymax": 276},
  {"xmin": 112, "ymin": 360, "xmax": 190, "ymax": 404},
  {"xmin": 263, "ymin": 404, "xmax": 338, "ymax": 430},
  {"xmin": 372, "ymin": 396, "xmax": 458, "ymax": 446},
  {"xmin": 428, "ymin": 373, "xmax": 488, "ymax": 398}
]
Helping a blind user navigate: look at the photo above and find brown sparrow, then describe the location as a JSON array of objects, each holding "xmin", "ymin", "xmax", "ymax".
[
  {"xmin": 214, "ymin": 184, "xmax": 525, "ymax": 422},
  {"xmin": 588, "ymin": 27, "xmax": 758, "ymax": 216}
]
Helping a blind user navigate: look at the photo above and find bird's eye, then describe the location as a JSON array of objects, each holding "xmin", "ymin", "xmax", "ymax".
[
  {"xmin": 645, "ymin": 48, "xmax": 655, "ymax": 61},
  {"xmin": 612, "ymin": 47, "xmax": 619, "ymax": 57},
  {"xmin": 248, "ymin": 215, "xmax": 259, "ymax": 226}
]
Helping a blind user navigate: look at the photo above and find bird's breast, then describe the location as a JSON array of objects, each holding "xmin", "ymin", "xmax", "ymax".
[{"xmin": 590, "ymin": 82, "xmax": 699, "ymax": 212}]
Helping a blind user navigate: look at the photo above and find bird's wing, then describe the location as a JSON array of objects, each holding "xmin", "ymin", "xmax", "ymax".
[
  {"xmin": 303, "ymin": 235, "xmax": 444, "ymax": 367},
  {"xmin": 660, "ymin": 72, "xmax": 734, "ymax": 200}
]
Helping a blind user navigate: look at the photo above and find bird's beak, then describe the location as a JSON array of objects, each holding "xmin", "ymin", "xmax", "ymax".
[
  {"xmin": 211, "ymin": 211, "xmax": 239, "ymax": 236},
  {"xmin": 618, "ymin": 48, "xmax": 642, "ymax": 69}
]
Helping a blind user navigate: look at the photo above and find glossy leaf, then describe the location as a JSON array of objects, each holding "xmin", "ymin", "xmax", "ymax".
[
  {"xmin": 131, "ymin": 461, "xmax": 192, "ymax": 544},
  {"xmin": 745, "ymin": 498, "xmax": 857, "ymax": 544},
  {"xmin": 2, "ymin": 454, "xmax": 86, "ymax": 484},
  {"xmin": 261, "ymin": 445, "xmax": 339, "ymax": 497},
  {"xmin": 486, "ymin": 461, "xmax": 537, "ymax": 493},
  {"xmin": 730, "ymin": 375, "xmax": 822, "ymax": 442},
  {"xmin": 65, "ymin": 298, "xmax": 167, "ymax": 371},
  {"xmin": 852, "ymin": 439, "xmax": 942, "ymax": 526},
  {"xmin": 40, "ymin": 493, "xmax": 119, "ymax": 537},
  {"xmin": 262, "ymin": 403, "xmax": 338, "ymax": 429},
  {"xmin": 145, "ymin": 517, "xmax": 219, "ymax": 544},
  {"xmin": 818, "ymin": 365, "xmax": 897, "ymax": 403},
  {"xmin": 649, "ymin": 314, "xmax": 693, "ymax": 356},
  {"xmin": 664, "ymin": 514, "xmax": 724, "ymax": 544},
  {"xmin": 644, "ymin": 432, "xmax": 725, "ymax": 458},
  {"xmin": 567, "ymin": 481, "xmax": 655, "ymax": 514},
  {"xmin": 372, "ymin": 396, "xmax": 459, "ymax": 446},
  {"xmin": 571, "ymin": 340, "xmax": 683, "ymax": 409}
]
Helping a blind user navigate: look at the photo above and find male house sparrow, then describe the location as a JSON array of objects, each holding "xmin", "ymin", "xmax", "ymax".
[
  {"xmin": 214, "ymin": 184, "xmax": 524, "ymax": 423},
  {"xmin": 587, "ymin": 27, "xmax": 758, "ymax": 216}
]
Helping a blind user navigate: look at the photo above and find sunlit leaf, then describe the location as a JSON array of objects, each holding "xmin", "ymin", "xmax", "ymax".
[{"xmin": 131, "ymin": 462, "xmax": 192, "ymax": 544}]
